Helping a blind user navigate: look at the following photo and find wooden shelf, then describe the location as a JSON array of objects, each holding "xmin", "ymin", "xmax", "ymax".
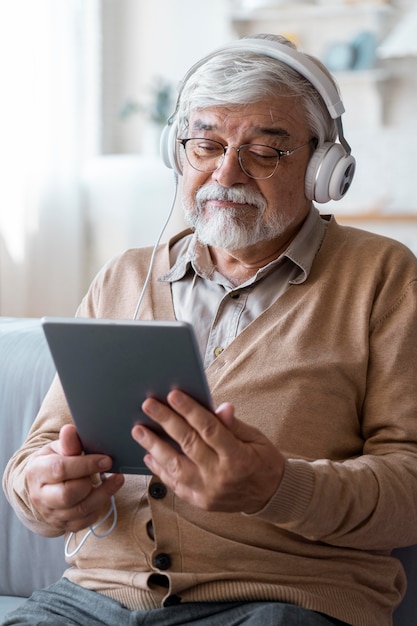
[
  {"xmin": 334, "ymin": 212, "xmax": 417, "ymax": 222},
  {"xmin": 231, "ymin": 2, "xmax": 393, "ymax": 23}
]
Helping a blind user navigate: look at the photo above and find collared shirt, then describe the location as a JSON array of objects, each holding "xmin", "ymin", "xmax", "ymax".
[{"xmin": 160, "ymin": 207, "xmax": 328, "ymax": 369}]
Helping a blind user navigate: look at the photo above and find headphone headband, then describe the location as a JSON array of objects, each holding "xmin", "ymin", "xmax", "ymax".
[
  {"xmin": 161, "ymin": 37, "xmax": 355, "ymax": 203},
  {"xmin": 176, "ymin": 39, "xmax": 345, "ymax": 120}
]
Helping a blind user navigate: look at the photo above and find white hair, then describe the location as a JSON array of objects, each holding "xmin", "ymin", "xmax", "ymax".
[{"xmin": 177, "ymin": 34, "xmax": 338, "ymax": 147}]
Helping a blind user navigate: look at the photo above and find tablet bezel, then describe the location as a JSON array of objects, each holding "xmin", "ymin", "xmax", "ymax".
[{"xmin": 42, "ymin": 317, "xmax": 212, "ymax": 474}]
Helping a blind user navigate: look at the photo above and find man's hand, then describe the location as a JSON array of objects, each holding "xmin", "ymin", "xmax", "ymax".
[
  {"xmin": 132, "ymin": 391, "xmax": 285, "ymax": 514},
  {"xmin": 26, "ymin": 424, "xmax": 124, "ymax": 532}
]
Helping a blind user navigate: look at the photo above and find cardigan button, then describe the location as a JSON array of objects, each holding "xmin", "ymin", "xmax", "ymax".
[
  {"xmin": 154, "ymin": 553, "xmax": 171, "ymax": 570},
  {"xmin": 149, "ymin": 482, "xmax": 167, "ymax": 499}
]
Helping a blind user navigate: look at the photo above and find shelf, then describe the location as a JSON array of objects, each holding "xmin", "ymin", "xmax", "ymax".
[
  {"xmin": 334, "ymin": 68, "xmax": 389, "ymax": 83},
  {"xmin": 336, "ymin": 212, "xmax": 417, "ymax": 222},
  {"xmin": 229, "ymin": 0, "xmax": 400, "ymax": 131},
  {"xmin": 231, "ymin": 2, "xmax": 393, "ymax": 23}
]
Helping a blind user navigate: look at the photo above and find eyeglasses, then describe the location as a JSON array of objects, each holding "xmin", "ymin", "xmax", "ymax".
[{"xmin": 177, "ymin": 138, "xmax": 311, "ymax": 180}]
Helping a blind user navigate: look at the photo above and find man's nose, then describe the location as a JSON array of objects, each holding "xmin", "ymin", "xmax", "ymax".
[{"xmin": 212, "ymin": 147, "xmax": 250, "ymax": 186}]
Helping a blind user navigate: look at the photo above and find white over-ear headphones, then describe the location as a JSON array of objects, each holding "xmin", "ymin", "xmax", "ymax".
[{"xmin": 160, "ymin": 38, "xmax": 355, "ymax": 204}]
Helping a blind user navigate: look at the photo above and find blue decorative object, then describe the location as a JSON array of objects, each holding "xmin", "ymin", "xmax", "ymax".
[
  {"xmin": 351, "ymin": 31, "xmax": 377, "ymax": 70},
  {"xmin": 324, "ymin": 41, "xmax": 355, "ymax": 71}
]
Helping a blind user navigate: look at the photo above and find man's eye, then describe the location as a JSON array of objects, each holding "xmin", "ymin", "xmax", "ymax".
[
  {"xmin": 247, "ymin": 146, "xmax": 277, "ymax": 159},
  {"xmin": 199, "ymin": 143, "xmax": 217, "ymax": 152},
  {"xmin": 194, "ymin": 142, "xmax": 222, "ymax": 155}
]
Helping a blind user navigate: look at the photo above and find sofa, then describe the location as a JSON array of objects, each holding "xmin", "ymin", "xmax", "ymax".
[
  {"xmin": 0, "ymin": 318, "xmax": 67, "ymax": 620},
  {"xmin": 1, "ymin": 317, "xmax": 416, "ymax": 624}
]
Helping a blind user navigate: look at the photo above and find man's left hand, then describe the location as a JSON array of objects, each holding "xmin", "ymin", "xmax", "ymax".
[{"xmin": 131, "ymin": 390, "xmax": 285, "ymax": 514}]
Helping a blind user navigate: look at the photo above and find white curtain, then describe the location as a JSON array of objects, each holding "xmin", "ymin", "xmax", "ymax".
[{"xmin": 0, "ymin": 0, "xmax": 100, "ymax": 317}]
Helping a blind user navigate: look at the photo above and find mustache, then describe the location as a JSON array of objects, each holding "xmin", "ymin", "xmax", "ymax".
[{"xmin": 195, "ymin": 183, "xmax": 267, "ymax": 213}]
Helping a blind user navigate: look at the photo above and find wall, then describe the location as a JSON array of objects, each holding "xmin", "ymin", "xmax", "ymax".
[
  {"xmin": 101, "ymin": 0, "xmax": 235, "ymax": 154},
  {"xmin": 229, "ymin": 0, "xmax": 417, "ymax": 217},
  {"xmin": 83, "ymin": 0, "xmax": 237, "ymax": 278},
  {"xmin": 85, "ymin": 0, "xmax": 417, "ymax": 281},
  {"xmin": 100, "ymin": 0, "xmax": 417, "ymax": 214}
]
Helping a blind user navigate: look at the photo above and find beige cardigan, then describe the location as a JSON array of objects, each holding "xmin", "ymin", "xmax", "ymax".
[{"xmin": 4, "ymin": 217, "xmax": 417, "ymax": 626}]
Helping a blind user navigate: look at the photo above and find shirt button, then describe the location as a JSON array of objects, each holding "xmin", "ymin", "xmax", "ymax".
[
  {"xmin": 149, "ymin": 482, "xmax": 167, "ymax": 499},
  {"xmin": 214, "ymin": 346, "xmax": 224, "ymax": 358},
  {"xmin": 154, "ymin": 553, "xmax": 172, "ymax": 570}
]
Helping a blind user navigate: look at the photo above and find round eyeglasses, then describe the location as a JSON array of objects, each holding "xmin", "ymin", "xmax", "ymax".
[{"xmin": 177, "ymin": 138, "xmax": 311, "ymax": 180}]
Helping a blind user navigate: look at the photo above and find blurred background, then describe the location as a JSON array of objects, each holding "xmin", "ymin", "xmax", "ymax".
[{"xmin": 0, "ymin": 0, "xmax": 416, "ymax": 317}]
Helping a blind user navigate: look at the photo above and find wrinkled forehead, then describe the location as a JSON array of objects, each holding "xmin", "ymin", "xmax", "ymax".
[{"xmin": 186, "ymin": 97, "xmax": 311, "ymax": 142}]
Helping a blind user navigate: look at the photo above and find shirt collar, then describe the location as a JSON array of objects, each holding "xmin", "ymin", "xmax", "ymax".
[
  {"xmin": 285, "ymin": 205, "xmax": 328, "ymax": 284},
  {"xmin": 160, "ymin": 206, "xmax": 327, "ymax": 286}
]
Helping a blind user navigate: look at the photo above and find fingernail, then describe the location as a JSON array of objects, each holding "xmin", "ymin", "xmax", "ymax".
[
  {"xmin": 143, "ymin": 397, "xmax": 161, "ymax": 415},
  {"xmin": 133, "ymin": 425, "xmax": 145, "ymax": 440},
  {"xmin": 114, "ymin": 473, "xmax": 124, "ymax": 486},
  {"xmin": 170, "ymin": 389, "xmax": 185, "ymax": 407},
  {"xmin": 98, "ymin": 457, "xmax": 112, "ymax": 470}
]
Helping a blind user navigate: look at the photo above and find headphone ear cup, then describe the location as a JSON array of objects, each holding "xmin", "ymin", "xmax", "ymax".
[
  {"xmin": 328, "ymin": 152, "xmax": 356, "ymax": 201},
  {"xmin": 160, "ymin": 121, "xmax": 183, "ymax": 175},
  {"xmin": 305, "ymin": 143, "xmax": 341, "ymax": 203},
  {"xmin": 305, "ymin": 143, "xmax": 356, "ymax": 203}
]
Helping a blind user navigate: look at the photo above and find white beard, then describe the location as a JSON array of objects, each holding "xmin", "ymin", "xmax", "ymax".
[{"xmin": 184, "ymin": 183, "xmax": 293, "ymax": 251}]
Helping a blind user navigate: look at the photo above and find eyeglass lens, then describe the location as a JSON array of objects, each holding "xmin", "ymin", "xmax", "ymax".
[{"xmin": 183, "ymin": 139, "xmax": 280, "ymax": 179}]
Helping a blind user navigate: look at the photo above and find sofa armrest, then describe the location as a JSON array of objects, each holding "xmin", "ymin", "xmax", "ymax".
[{"xmin": 0, "ymin": 318, "xmax": 67, "ymax": 598}]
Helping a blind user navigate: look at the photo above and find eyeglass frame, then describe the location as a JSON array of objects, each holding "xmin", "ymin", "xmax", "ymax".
[{"xmin": 177, "ymin": 137, "xmax": 313, "ymax": 180}]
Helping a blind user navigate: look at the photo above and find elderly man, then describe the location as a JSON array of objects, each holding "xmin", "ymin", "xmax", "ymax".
[{"xmin": 3, "ymin": 34, "xmax": 417, "ymax": 626}]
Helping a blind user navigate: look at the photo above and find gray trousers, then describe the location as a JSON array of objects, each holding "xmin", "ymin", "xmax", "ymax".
[{"xmin": 2, "ymin": 578, "xmax": 349, "ymax": 626}]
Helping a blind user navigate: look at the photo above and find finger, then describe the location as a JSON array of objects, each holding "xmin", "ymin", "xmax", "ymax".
[
  {"xmin": 132, "ymin": 424, "xmax": 201, "ymax": 503},
  {"xmin": 35, "ymin": 472, "xmax": 124, "ymax": 531},
  {"xmin": 215, "ymin": 402, "xmax": 235, "ymax": 428},
  {"xmin": 141, "ymin": 394, "xmax": 220, "ymax": 464},
  {"xmin": 58, "ymin": 423, "xmax": 83, "ymax": 456},
  {"xmin": 166, "ymin": 391, "xmax": 245, "ymax": 455},
  {"xmin": 44, "ymin": 467, "xmax": 123, "ymax": 509},
  {"xmin": 131, "ymin": 424, "xmax": 190, "ymax": 476},
  {"xmin": 29, "ymin": 446, "xmax": 113, "ymax": 487},
  {"xmin": 165, "ymin": 392, "xmax": 280, "ymax": 478},
  {"xmin": 51, "ymin": 424, "xmax": 113, "ymax": 478}
]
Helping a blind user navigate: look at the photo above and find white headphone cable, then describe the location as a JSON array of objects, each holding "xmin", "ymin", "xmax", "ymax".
[
  {"xmin": 132, "ymin": 171, "xmax": 179, "ymax": 321},
  {"xmin": 63, "ymin": 171, "xmax": 179, "ymax": 558},
  {"xmin": 64, "ymin": 494, "xmax": 117, "ymax": 558}
]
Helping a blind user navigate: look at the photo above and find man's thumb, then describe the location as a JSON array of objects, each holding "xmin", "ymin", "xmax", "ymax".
[{"xmin": 59, "ymin": 423, "xmax": 83, "ymax": 456}]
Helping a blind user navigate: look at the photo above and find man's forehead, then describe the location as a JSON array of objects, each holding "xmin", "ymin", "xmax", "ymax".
[{"xmin": 188, "ymin": 103, "xmax": 306, "ymax": 138}]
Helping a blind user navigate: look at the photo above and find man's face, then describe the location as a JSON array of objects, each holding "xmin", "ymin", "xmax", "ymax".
[{"xmin": 180, "ymin": 96, "xmax": 314, "ymax": 252}]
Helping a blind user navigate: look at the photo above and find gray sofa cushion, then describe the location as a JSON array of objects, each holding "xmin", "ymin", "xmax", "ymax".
[{"xmin": 0, "ymin": 318, "xmax": 66, "ymax": 599}]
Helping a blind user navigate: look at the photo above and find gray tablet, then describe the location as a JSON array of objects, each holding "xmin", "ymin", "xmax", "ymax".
[{"xmin": 41, "ymin": 317, "xmax": 212, "ymax": 474}]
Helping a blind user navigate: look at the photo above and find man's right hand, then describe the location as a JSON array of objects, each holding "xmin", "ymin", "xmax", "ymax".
[{"xmin": 26, "ymin": 424, "xmax": 124, "ymax": 532}]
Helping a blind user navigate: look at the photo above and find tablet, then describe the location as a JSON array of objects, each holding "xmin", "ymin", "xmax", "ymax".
[{"xmin": 41, "ymin": 317, "xmax": 212, "ymax": 474}]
